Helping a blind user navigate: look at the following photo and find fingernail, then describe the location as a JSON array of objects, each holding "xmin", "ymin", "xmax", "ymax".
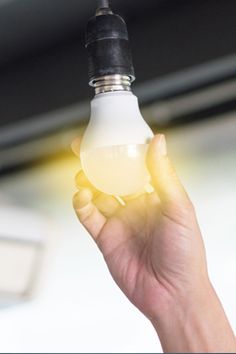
[{"xmin": 158, "ymin": 134, "xmax": 167, "ymax": 156}]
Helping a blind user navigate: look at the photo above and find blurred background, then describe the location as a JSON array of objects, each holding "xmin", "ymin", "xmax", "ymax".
[{"xmin": 0, "ymin": 0, "xmax": 236, "ymax": 352}]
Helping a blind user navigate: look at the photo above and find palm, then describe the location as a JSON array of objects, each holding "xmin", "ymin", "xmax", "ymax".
[{"xmin": 95, "ymin": 192, "xmax": 201, "ymax": 319}]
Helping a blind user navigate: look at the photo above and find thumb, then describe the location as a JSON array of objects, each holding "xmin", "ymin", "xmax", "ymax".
[{"xmin": 147, "ymin": 134, "xmax": 191, "ymax": 213}]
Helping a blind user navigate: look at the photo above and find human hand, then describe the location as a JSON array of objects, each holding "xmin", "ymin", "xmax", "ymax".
[
  {"xmin": 72, "ymin": 134, "xmax": 236, "ymax": 352},
  {"xmin": 72, "ymin": 134, "xmax": 207, "ymax": 317}
]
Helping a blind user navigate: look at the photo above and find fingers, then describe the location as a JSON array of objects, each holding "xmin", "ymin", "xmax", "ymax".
[
  {"xmin": 93, "ymin": 193, "xmax": 120, "ymax": 217},
  {"xmin": 75, "ymin": 170, "xmax": 96, "ymax": 192},
  {"xmin": 75, "ymin": 170, "xmax": 120, "ymax": 216},
  {"xmin": 73, "ymin": 189, "xmax": 106, "ymax": 240},
  {"xmin": 72, "ymin": 136, "xmax": 121, "ymax": 243},
  {"xmin": 147, "ymin": 134, "xmax": 191, "ymax": 213}
]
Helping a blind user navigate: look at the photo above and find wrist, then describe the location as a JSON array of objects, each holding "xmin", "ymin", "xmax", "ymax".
[{"xmin": 151, "ymin": 278, "xmax": 236, "ymax": 353}]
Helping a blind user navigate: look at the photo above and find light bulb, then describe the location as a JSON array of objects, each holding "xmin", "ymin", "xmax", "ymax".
[
  {"xmin": 80, "ymin": 2, "xmax": 154, "ymax": 196},
  {"xmin": 80, "ymin": 91, "xmax": 153, "ymax": 196}
]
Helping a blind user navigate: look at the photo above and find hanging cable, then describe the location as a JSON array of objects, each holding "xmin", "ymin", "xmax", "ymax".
[{"xmin": 96, "ymin": 0, "xmax": 110, "ymax": 9}]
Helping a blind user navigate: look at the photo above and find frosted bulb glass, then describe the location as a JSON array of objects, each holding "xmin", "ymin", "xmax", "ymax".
[{"xmin": 80, "ymin": 91, "xmax": 154, "ymax": 196}]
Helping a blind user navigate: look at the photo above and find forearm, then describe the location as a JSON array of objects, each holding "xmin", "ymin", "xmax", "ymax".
[{"xmin": 152, "ymin": 281, "xmax": 236, "ymax": 353}]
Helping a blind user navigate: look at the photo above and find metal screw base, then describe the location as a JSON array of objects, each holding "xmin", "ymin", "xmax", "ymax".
[{"xmin": 90, "ymin": 75, "xmax": 134, "ymax": 95}]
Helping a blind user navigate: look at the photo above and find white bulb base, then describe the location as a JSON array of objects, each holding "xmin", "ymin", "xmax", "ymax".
[{"xmin": 80, "ymin": 91, "xmax": 154, "ymax": 196}]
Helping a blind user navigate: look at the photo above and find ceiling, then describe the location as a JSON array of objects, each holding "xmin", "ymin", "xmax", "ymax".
[
  {"xmin": 1, "ymin": 0, "xmax": 236, "ymax": 170},
  {"xmin": 0, "ymin": 0, "xmax": 162, "ymax": 68},
  {"xmin": 1, "ymin": 0, "xmax": 236, "ymax": 117}
]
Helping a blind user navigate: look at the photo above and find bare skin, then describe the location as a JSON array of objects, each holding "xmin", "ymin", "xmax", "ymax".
[{"xmin": 72, "ymin": 134, "xmax": 236, "ymax": 353}]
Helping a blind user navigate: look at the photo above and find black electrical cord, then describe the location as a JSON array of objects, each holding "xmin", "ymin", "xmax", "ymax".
[{"xmin": 96, "ymin": 0, "xmax": 110, "ymax": 9}]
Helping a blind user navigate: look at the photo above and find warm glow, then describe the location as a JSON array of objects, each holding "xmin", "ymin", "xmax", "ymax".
[{"xmin": 81, "ymin": 144, "xmax": 150, "ymax": 196}]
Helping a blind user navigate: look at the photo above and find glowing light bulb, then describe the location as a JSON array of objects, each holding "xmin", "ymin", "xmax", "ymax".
[
  {"xmin": 80, "ymin": 91, "xmax": 153, "ymax": 196},
  {"xmin": 80, "ymin": 2, "xmax": 154, "ymax": 196}
]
